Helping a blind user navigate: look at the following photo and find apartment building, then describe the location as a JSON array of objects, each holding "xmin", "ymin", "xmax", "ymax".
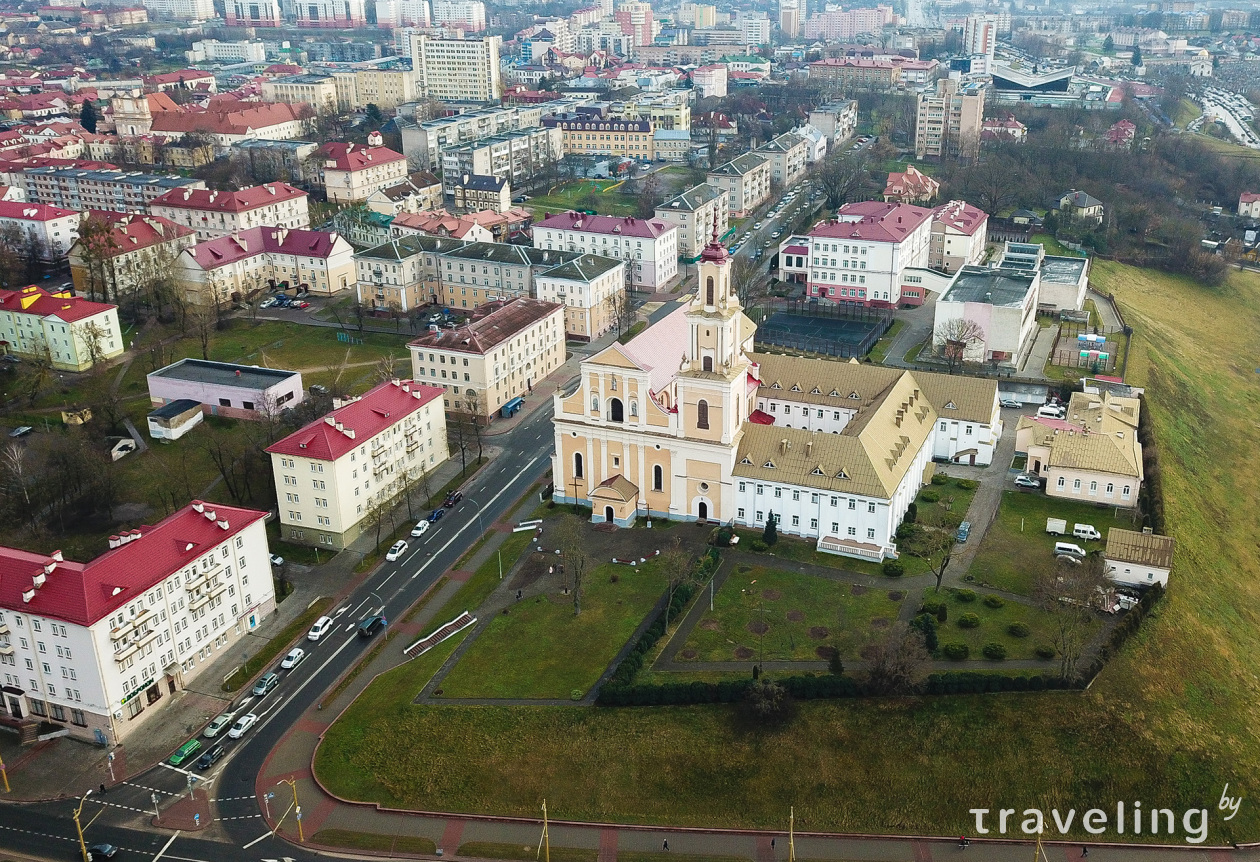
[
  {"xmin": 331, "ymin": 64, "xmax": 417, "ymax": 111},
  {"xmin": 260, "ymin": 74, "xmax": 338, "ymax": 111},
  {"xmin": 0, "ymin": 501, "xmax": 274, "ymax": 745},
  {"xmin": 68, "ymin": 212, "xmax": 196, "ymax": 302},
  {"xmin": 915, "ymin": 79, "xmax": 986, "ymax": 161},
  {"xmin": 533, "ymin": 254, "xmax": 626, "ymax": 341},
  {"xmin": 293, "ymin": 0, "xmax": 367, "ymax": 27},
  {"xmin": 408, "ymin": 297, "xmax": 565, "ymax": 417},
  {"xmin": 0, "ymin": 284, "xmax": 123, "ymax": 371},
  {"xmin": 654, "ymin": 183, "xmax": 730, "ymax": 261},
  {"xmin": 431, "ymin": 0, "xmax": 485, "ymax": 29},
  {"xmin": 364, "ymin": 172, "xmax": 444, "ymax": 216},
  {"xmin": 22, "ymin": 168, "xmax": 204, "ymax": 214},
  {"xmin": 224, "ymin": 0, "xmax": 283, "ymax": 27},
  {"xmin": 438, "ymin": 242, "xmax": 579, "ymax": 307},
  {"xmin": 541, "ymin": 114, "xmax": 655, "ymax": 161},
  {"xmin": 616, "ymin": 93, "xmax": 690, "ymax": 131},
  {"xmin": 185, "ymin": 39, "xmax": 268, "ymax": 64},
  {"xmin": 706, "ymin": 152, "xmax": 771, "ymax": 216},
  {"xmin": 534, "ymin": 212, "xmax": 678, "ymax": 291},
  {"xmin": 755, "ymin": 132, "xmax": 809, "ymax": 187},
  {"xmin": 175, "ymin": 227, "xmax": 355, "ymax": 303},
  {"xmin": 808, "ymin": 100, "xmax": 859, "ymax": 144},
  {"xmin": 267, "ymin": 379, "xmax": 448, "ymax": 549},
  {"xmin": 151, "ymin": 183, "xmax": 310, "ymax": 241},
  {"xmin": 143, "ymin": 0, "xmax": 215, "ymax": 18},
  {"xmin": 803, "ymin": 4, "xmax": 896, "ymax": 40},
  {"xmin": 355, "ymin": 234, "xmax": 440, "ymax": 312},
  {"xmin": 929, "ymin": 200, "xmax": 989, "ymax": 273},
  {"xmin": 318, "ymin": 143, "xmax": 409, "ymax": 205},
  {"xmin": 408, "ymin": 34, "xmax": 502, "ymax": 103},
  {"xmin": 438, "ymin": 127, "xmax": 562, "ymax": 195},
  {"xmin": 0, "ymin": 201, "xmax": 81, "ymax": 259},
  {"xmin": 808, "ymin": 58, "xmax": 901, "ymax": 89},
  {"xmin": 803, "ymin": 201, "xmax": 935, "ymax": 307},
  {"xmin": 398, "ymin": 105, "xmax": 544, "ymax": 171},
  {"xmin": 453, "ymin": 173, "xmax": 510, "ymax": 213}
]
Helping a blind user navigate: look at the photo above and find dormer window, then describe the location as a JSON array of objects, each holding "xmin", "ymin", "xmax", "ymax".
[
  {"xmin": 835, "ymin": 469, "xmax": 849, "ymax": 479},
  {"xmin": 763, "ymin": 460, "xmax": 775, "ymax": 468},
  {"xmin": 848, "ymin": 392, "xmax": 861, "ymax": 400}
]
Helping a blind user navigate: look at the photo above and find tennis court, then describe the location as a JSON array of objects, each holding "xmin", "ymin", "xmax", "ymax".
[{"xmin": 761, "ymin": 312, "xmax": 883, "ymax": 348}]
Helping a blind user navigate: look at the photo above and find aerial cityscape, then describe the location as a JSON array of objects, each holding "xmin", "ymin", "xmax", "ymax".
[{"xmin": 0, "ymin": 0, "xmax": 1254, "ymax": 859}]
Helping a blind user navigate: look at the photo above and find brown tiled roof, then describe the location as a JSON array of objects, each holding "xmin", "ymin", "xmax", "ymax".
[
  {"xmin": 407, "ymin": 297, "xmax": 562, "ymax": 356},
  {"xmin": 1105, "ymin": 528, "xmax": 1174, "ymax": 569}
]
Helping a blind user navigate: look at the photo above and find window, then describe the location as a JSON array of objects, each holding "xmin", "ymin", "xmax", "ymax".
[
  {"xmin": 867, "ymin": 528, "xmax": 876, "ymax": 539},
  {"xmin": 655, "ymin": 465, "xmax": 664, "ymax": 492},
  {"xmin": 1073, "ymin": 479, "xmax": 1081, "ymax": 491},
  {"xmin": 774, "ymin": 488, "xmax": 782, "ymax": 498},
  {"xmin": 848, "ymin": 499, "xmax": 856, "ymax": 510},
  {"xmin": 573, "ymin": 452, "xmax": 583, "ymax": 479},
  {"xmin": 737, "ymin": 508, "xmax": 745, "ymax": 519},
  {"xmin": 1057, "ymin": 477, "xmax": 1066, "ymax": 489},
  {"xmin": 831, "ymin": 522, "xmax": 839, "ymax": 533},
  {"xmin": 868, "ymin": 502, "xmax": 876, "ymax": 514},
  {"xmin": 1106, "ymin": 483, "xmax": 1114, "ymax": 495},
  {"xmin": 1122, "ymin": 485, "xmax": 1131, "ymax": 498},
  {"xmin": 791, "ymin": 515, "xmax": 800, "ymax": 526},
  {"xmin": 1089, "ymin": 481, "xmax": 1098, "ymax": 494},
  {"xmin": 696, "ymin": 399, "xmax": 709, "ymax": 430}
]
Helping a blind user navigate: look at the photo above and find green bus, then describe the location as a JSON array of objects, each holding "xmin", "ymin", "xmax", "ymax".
[{"xmin": 169, "ymin": 738, "xmax": 201, "ymax": 766}]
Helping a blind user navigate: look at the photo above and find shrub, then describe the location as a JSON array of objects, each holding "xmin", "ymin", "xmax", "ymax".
[
  {"xmin": 919, "ymin": 489, "xmax": 941, "ymax": 503},
  {"xmin": 920, "ymin": 599, "xmax": 945, "ymax": 616},
  {"xmin": 610, "ymin": 572, "xmax": 620, "ymax": 583},
  {"xmin": 942, "ymin": 642, "xmax": 969, "ymax": 660},
  {"xmin": 955, "ymin": 588, "xmax": 977, "ymax": 603},
  {"xmin": 957, "ymin": 612, "xmax": 980, "ymax": 629},
  {"xmin": 911, "ymin": 613, "xmax": 939, "ymax": 652},
  {"xmin": 931, "ymin": 473, "xmax": 950, "ymax": 485},
  {"xmin": 982, "ymin": 594, "xmax": 1005, "ymax": 608},
  {"xmin": 1007, "ymin": 622, "xmax": 1031, "ymax": 638},
  {"xmin": 982, "ymin": 642, "xmax": 1008, "ymax": 660},
  {"xmin": 828, "ymin": 652, "xmax": 845, "ymax": 676},
  {"xmin": 905, "ymin": 502, "xmax": 917, "ymax": 523},
  {"xmin": 954, "ymin": 478, "xmax": 979, "ymax": 490},
  {"xmin": 882, "ymin": 559, "xmax": 905, "ymax": 577},
  {"xmin": 748, "ymin": 538, "xmax": 768, "ymax": 552},
  {"xmin": 1035, "ymin": 644, "xmax": 1057, "ymax": 660}
]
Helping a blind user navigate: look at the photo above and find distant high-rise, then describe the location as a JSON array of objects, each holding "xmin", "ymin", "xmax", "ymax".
[
  {"xmin": 409, "ymin": 34, "xmax": 502, "ymax": 103},
  {"xmin": 779, "ymin": 0, "xmax": 801, "ymax": 38}
]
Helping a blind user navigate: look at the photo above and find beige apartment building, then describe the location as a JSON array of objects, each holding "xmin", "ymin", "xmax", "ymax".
[
  {"xmin": 331, "ymin": 66, "xmax": 417, "ymax": 111},
  {"xmin": 408, "ymin": 297, "xmax": 565, "ymax": 418},
  {"xmin": 318, "ymin": 142, "xmax": 410, "ymax": 204},
  {"xmin": 267, "ymin": 379, "xmax": 449, "ymax": 549},
  {"xmin": 755, "ymin": 132, "xmax": 809, "ymax": 187},
  {"xmin": 150, "ymin": 183, "xmax": 310, "ymax": 241},
  {"xmin": 915, "ymin": 78, "xmax": 986, "ymax": 161},
  {"xmin": 408, "ymin": 34, "xmax": 502, "ymax": 103},
  {"xmin": 706, "ymin": 152, "xmax": 771, "ymax": 216},
  {"xmin": 175, "ymin": 227, "xmax": 355, "ymax": 304},
  {"xmin": 354, "ymin": 234, "xmax": 443, "ymax": 313},
  {"xmin": 542, "ymin": 115, "xmax": 655, "ymax": 161},
  {"xmin": 533, "ymin": 254, "xmax": 626, "ymax": 341},
  {"xmin": 260, "ymin": 74, "xmax": 338, "ymax": 111},
  {"xmin": 654, "ymin": 183, "xmax": 730, "ymax": 260}
]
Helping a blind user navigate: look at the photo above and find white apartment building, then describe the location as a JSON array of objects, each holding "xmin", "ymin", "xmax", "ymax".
[
  {"xmin": 267, "ymin": 380, "xmax": 448, "ymax": 549},
  {"xmin": 355, "ymin": 234, "xmax": 436, "ymax": 313},
  {"xmin": 408, "ymin": 297, "xmax": 565, "ymax": 417},
  {"xmin": 150, "ymin": 183, "xmax": 310, "ymax": 241},
  {"xmin": 261, "ymin": 74, "xmax": 339, "ymax": 111},
  {"xmin": 375, "ymin": 0, "xmax": 430, "ymax": 27},
  {"xmin": 439, "ymin": 127, "xmax": 562, "ymax": 194},
  {"xmin": 185, "ymin": 40, "xmax": 267, "ymax": 64},
  {"xmin": 224, "ymin": 0, "xmax": 283, "ymax": 26},
  {"xmin": 22, "ymin": 168, "xmax": 205, "ymax": 214},
  {"xmin": 755, "ymin": 132, "xmax": 810, "ymax": 187},
  {"xmin": 409, "ymin": 34, "xmax": 502, "ymax": 103},
  {"xmin": 0, "ymin": 201, "xmax": 81, "ymax": 259},
  {"xmin": 317, "ymin": 143, "xmax": 409, "ymax": 204},
  {"xmin": 655, "ymin": 184, "xmax": 730, "ymax": 261},
  {"xmin": 803, "ymin": 201, "xmax": 935, "ymax": 308},
  {"xmin": 142, "ymin": 0, "xmax": 216, "ymax": 19},
  {"xmin": 431, "ymin": 0, "xmax": 485, "ymax": 30},
  {"xmin": 175, "ymin": 227, "xmax": 355, "ymax": 303},
  {"xmin": 533, "ymin": 254, "xmax": 626, "ymax": 341},
  {"xmin": 533, "ymin": 212, "xmax": 678, "ymax": 292},
  {"xmin": 0, "ymin": 502, "xmax": 274, "ymax": 745},
  {"xmin": 0, "ymin": 285, "xmax": 124, "ymax": 372},
  {"xmin": 738, "ymin": 11, "xmax": 771, "ymax": 43},
  {"xmin": 399, "ymin": 105, "xmax": 545, "ymax": 171},
  {"xmin": 706, "ymin": 152, "xmax": 771, "ymax": 217}
]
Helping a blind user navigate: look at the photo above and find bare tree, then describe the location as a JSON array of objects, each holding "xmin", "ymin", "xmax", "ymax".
[
  {"xmin": 900, "ymin": 524, "xmax": 955, "ymax": 593},
  {"xmin": 730, "ymin": 254, "xmax": 762, "ymax": 307},
  {"xmin": 23, "ymin": 335, "xmax": 52, "ymax": 405},
  {"xmin": 659, "ymin": 537, "xmax": 696, "ymax": 633},
  {"xmin": 2, "ymin": 441, "xmax": 32, "ymax": 506},
  {"xmin": 323, "ymin": 348, "xmax": 353, "ymax": 399},
  {"xmin": 933, "ymin": 318, "xmax": 985, "ymax": 373},
  {"xmin": 603, "ymin": 286, "xmax": 636, "ymax": 340},
  {"xmin": 375, "ymin": 352, "xmax": 403, "ymax": 382},
  {"xmin": 860, "ymin": 621, "xmax": 931, "ymax": 695},
  {"xmin": 78, "ymin": 321, "xmax": 110, "ymax": 372},
  {"xmin": 812, "ymin": 150, "xmax": 869, "ymax": 209},
  {"xmin": 189, "ymin": 301, "xmax": 217, "ymax": 360},
  {"xmin": 1034, "ymin": 553, "xmax": 1112, "ymax": 683},
  {"xmin": 553, "ymin": 513, "xmax": 590, "ymax": 615}
]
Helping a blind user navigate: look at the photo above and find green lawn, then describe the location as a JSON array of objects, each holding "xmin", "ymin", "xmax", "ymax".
[
  {"xmin": 931, "ymin": 588, "xmax": 1086, "ymax": 662},
  {"xmin": 1029, "ymin": 233, "xmax": 1084, "ymax": 257},
  {"xmin": 913, "ymin": 476, "xmax": 977, "ymax": 530},
  {"xmin": 865, "ymin": 319, "xmax": 904, "ymax": 364},
  {"xmin": 437, "ymin": 558, "xmax": 669, "ymax": 699},
  {"xmin": 967, "ymin": 490, "xmax": 1139, "ymax": 596},
  {"xmin": 311, "ymin": 830, "xmax": 436, "ymax": 854},
  {"xmin": 1171, "ymin": 98, "xmax": 1202, "ymax": 129},
  {"xmin": 732, "ymin": 528, "xmax": 931, "ymax": 578},
  {"xmin": 525, "ymin": 179, "xmax": 639, "ymax": 219},
  {"xmin": 680, "ymin": 565, "xmax": 905, "ymax": 662}
]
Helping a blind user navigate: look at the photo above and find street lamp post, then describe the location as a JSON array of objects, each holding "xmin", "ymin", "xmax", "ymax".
[
  {"xmin": 73, "ymin": 789, "xmax": 92, "ymax": 862},
  {"xmin": 276, "ymin": 778, "xmax": 304, "ymax": 843},
  {"xmin": 466, "ymin": 497, "xmax": 503, "ymax": 579}
]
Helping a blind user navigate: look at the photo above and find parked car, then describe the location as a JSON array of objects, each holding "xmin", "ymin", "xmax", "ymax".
[
  {"xmin": 1014, "ymin": 474, "xmax": 1040, "ymax": 489},
  {"xmin": 309, "ymin": 384, "xmax": 329, "ymax": 396},
  {"xmin": 258, "ymin": 297, "xmax": 275, "ymax": 309},
  {"xmin": 955, "ymin": 521, "xmax": 972, "ymax": 543},
  {"xmin": 443, "ymin": 490, "xmax": 463, "ymax": 508},
  {"xmin": 280, "ymin": 647, "xmax": 305, "ymax": 670},
  {"xmin": 0, "ymin": 354, "xmax": 19, "ymax": 363},
  {"xmin": 1053, "ymin": 541, "xmax": 1088, "ymax": 559},
  {"xmin": 251, "ymin": 672, "xmax": 279, "ymax": 697},
  {"xmin": 293, "ymin": 301, "xmax": 310, "ymax": 309},
  {"xmin": 227, "ymin": 713, "xmax": 258, "ymax": 739},
  {"xmin": 203, "ymin": 712, "xmax": 234, "ymax": 738},
  {"xmin": 196, "ymin": 744, "xmax": 225, "ymax": 770},
  {"xmin": 999, "ymin": 398, "xmax": 1023, "ymax": 409},
  {"xmin": 386, "ymin": 540, "xmax": 408, "ymax": 561},
  {"xmin": 8, "ymin": 426, "xmax": 31, "ymax": 438},
  {"xmin": 269, "ymin": 554, "xmax": 284, "ymax": 567},
  {"xmin": 87, "ymin": 843, "xmax": 119, "ymax": 860},
  {"xmin": 295, "ymin": 289, "xmax": 310, "ymax": 298},
  {"xmin": 169, "ymin": 739, "xmax": 201, "ymax": 766},
  {"xmin": 307, "ymin": 616, "xmax": 334, "ymax": 641},
  {"xmin": 410, "ymin": 520, "xmax": 430, "ymax": 537},
  {"xmin": 357, "ymin": 615, "xmax": 386, "ymax": 638},
  {"xmin": 427, "ymin": 507, "xmax": 446, "ymax": 523}
]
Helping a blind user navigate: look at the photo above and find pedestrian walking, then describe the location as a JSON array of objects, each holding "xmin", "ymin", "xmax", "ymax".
[
  {"xmin": 1082, "ymin": 848, "xmax": 1089, "ymax": 858},
  {"xmin": 100, "ymin": 783, "xmax": 106, "ymax": 794},
  {"xmin": 771, "ymin": 838, "xmax": 776, "ymax": 850},
  {"xmin": 663, "ymin": 839, "xmax": 669, "ymax": 851}
]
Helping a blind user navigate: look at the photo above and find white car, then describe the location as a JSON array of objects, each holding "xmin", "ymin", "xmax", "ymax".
[
  {"xmin": 410, "ymin": 520, "xmax": 429, "ymax": 538},
  {"xmin": 227, "ymin": 713, "xmax": 258, "ymax": 739},
  {"xmin": 386, "ymin": 540, "xmax": 408, "ymax": 561},
  {"xmin": 281, "ymin": 648, "xmax": 305, "ymax": 670},
  {"xmin": 307, "ymin": 616, "xmax": 334, "ymax": 642},
  {"xmin": 270, "ymin": 554, "xmax": 284, "ymax": 567}
]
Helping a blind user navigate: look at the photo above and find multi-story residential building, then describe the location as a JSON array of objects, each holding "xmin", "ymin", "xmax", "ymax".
[
  {"xmin": 655, "ymin": 184, "xmax": 729, "ymax": 261},
  {"xmin": 293, "ymin": 0, "xmax": 367, "ymax": 26},
  {"xmin": 453, "ymin": 173, "xmax": 510, "ymax": 213},
  {"xmin": 364, "ymin": 172, "xmax": 444, "ymax": 216},
  {"xmin": 398, "ymin": 105, "xmax": 545, "ymax": 171},
  {"xmin": 616, "ymin": 93, "xmax": 690, "ymax": 131},
  {"xmin": 151, "ymin": 183, "xmax": 310, "ymax": 241},
  {"xmin": 915, "ymin": 79, "xmax": 986, "ymax": 161},
  {"xmin": 260, "ymin": 74, "xmax": 339, "ymax": 111},
  {"xmin": 779, "ymin": 0, "xmax": 801, "ymax": 38},
  {"xmin": 175, "ymin": 227, "xmax": 355, "ymax": 303},
  {"xmin": 930, "ymin": 200, "xmax": 988, "ymax": 273},
  {"xmin": 68, "ymin": 212, "xmax": 196, "ymax": 303},
  {"xmin": 439, "ymin": 127, "xmax": 562, "ymax": 195},
  {"xmin": 22, "ymin": 168, "xmax": 204, "ymax": 214},
  {"xmin": 229, "ymin": 140, "xmax": 321, "ymax": 186},
  {"xmin": 808, "ymin": 58, "xmax": 901, "ymax": 89},
  {"xmin": 533, "ymin": 254, "xmax": 626, "ymax": 341},
  {"xmin": 186, "ymin": 39, "xmax": 268, "ymax": 64},
  {"xmin": 0, "ymin": 284, "xmax": 122, "ymax": 370},
  {"xmin": 148, "ymin": 359, "xmax": 304, "ymax": 419},
  {"xmin": 143, "ymin": 0, "xmax": 216, "ymax": 19},
  {"xmin": 318, "ymin": 142, "xmax": 409, "ymax": 205},
  {"xmin": 330, "ymin": 63, "xmax": 417, "ymax": 111},
  {"xmin": 808, "ymin": 100, "xmax": 858, "ymax": 144},
  {"xmin": 691, "ymin": 64, "xmax": 728, "ymax": 99},
  {"xmin": 614, "ymin": 0, "xmax": 656, "ymax": 45},
  {"xmin": 803, "ymin": 201, "xmax": 935, "ymax": 307},
  {"xmin": 803, "ymin": 4, "xmax": 896, "ymax": 39},
  {"xmin": 0, "ymin": 201, "xmax": 81, "ymax": 260},
  {"xmin": 0, "ymin": 501, "xmax": 274, "ymax": 744},
  {"xmin": 755, "ymin": 132, "xmax": 809, "ymax": 187},
  {"xmin": 533, "ymin": 212, "xmax": 678, "ymax": 291},
  {"xmin": 1016, "ymin": 392, "xmax": 1142, "ymax": 508},
  {"xmin": 934, "ymin": 266, "xmax": 1039, "ymax": 366},
  {"xmin": 737, "ymin": 11, "xmax": 771, "ymax": 44},
  {"xmin": 963, "ymin": 13, "xmax": 999, "ymax": 72},
  {"xmin": 224, "ymin": 0, "xmax": 282, "ymax": 26},
  {"xmin": 542, "ymin": 114, "xmax": 655, "ymax": 161},
  {"xmin": 653, "ymin": 130, "xmax": 691, "ymax": 162},
  {"xmin": 408, "ymin": 297, "xmax": 565, "ymax": 417},
  {"xmin": 408, "ymin": 34, "xmax": 502, "ymax": 103},
  {"xmin": 267, "ymin": 379, "xmax": 448, "ymax": 549},
  {"xmin": 431, "ymin": 0, "xmax": 485, "ymax": 30},
  {"xmin": 437, "ymin": 242, "xmax": 578, "ymax": 307},
  {"xmin": 635, "ymin": 44, "xmax": 749, "ymax": 65},
  {"xmin": 356, "ymin": 235, "xmax": 438, "ymax": 313},
  {"xmin": 706, "ymin": 152, "xmax": 771, "ymax": 217},
  {"xmin": 375, "ymin": 0, "xmax": 431, "ymax": 27}
]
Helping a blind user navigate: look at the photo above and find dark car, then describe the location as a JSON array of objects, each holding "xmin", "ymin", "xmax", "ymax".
[
  {"xmin": 196, "ymin": 744, "xmax": 225, "ymax": 770},
  {"xmin": 443, "ymin": 490, "xmax": 463, "ymax": 508},
  {"xmin": 357, "ymin": 615, "xmax": 386, "ymax": 638},
  {"xmin": 427, "ymin": 507, "xmax": 446, "ymax": 523},
  {"xmin": 87, "ymin": 843, "xmax": 118, "ymax": 860}
]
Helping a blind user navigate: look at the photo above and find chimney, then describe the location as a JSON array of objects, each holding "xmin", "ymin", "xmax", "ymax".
[
  {"xmin": 192, "ymin": 501, "xmax": 204, "ymax": 513},
  {"xmin": 217, "ymin": 519, "xmax": 230, "ymax": 530},
  {"xmin": 109, "ymin": 535, "xmax": 121, "ymax": 548},
  {"xmin": 22, "ymin": 589, "xmax": 34, "ymax": 603},
  {"xmin": 33, "ymin": 573, "xmax": 45, "ymax": 589}
]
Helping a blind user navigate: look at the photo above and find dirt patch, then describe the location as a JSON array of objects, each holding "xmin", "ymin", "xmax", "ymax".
[
  {"xmin": 808, "ymin": 626, "xmax": 829, "ymax": 640},
  {"xmin": 887, "ymin": 590, "xmax": 906, "ymax": 601},
  {"xmin": 508, "ymin": 552, "xmax": 553, "ymax": 591},
  {"xmin": 786, "ymin": 610, "xmax": 805, "ymax": 622},
  {"xmin": 679, "ymin": 649, "xmax": 698, "ymax": 660},
  {"xmin": 734, "ymin": 646, "xmax": 755, "ymax": 660},
  {"xmin": 762, "ymin": 588, "xmax": 782, "ymax": 601},
  {"xmin": 850, "ymin": 584, "xmax": 868, "ymax": 596},
  {"xmin": 699, "ymin": 619, "xmax": 720, "ymax": 631},
  {"xmin": 747, "ymin": 620, "xmax": 770, "ymax": 635},
  {"xmin": 815, "ymin": 645, "xmax": 838, "ymax": 659},
  {"xmin": 736, "ymin": 564, "xmax": 753, "ymax": 574},
  {"xmin": 870, "ymin": 617, "xmax": 891, "ymax": 629}
]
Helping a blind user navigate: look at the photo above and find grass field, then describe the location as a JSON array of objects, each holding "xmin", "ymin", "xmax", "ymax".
[
  {"xmin": 866, "ymin": 319, "xmax": 904, "ymax": 364},
  {"xmin": 931, "ymin": 588, "xmax": 1083, "ymax": 662},
  {"xmin": 966, "ymin": 490, "xmax": 1138, "ymax": 596},
  {"xmin": 1029, "ymin": 233, "xmax": 1083, "ymax": 257},
  {"xmin": 525, "ymin": 180, "xmax": 640, "ymax": 219},
  {"xmin": 437, "ymin": 557, "xmax": 669, "ymax": 699},
  {"xmin": 1171, "ymin": 98, "xmax": 1202, "ymax": 129},
  {"xmin": 679, "ymin": 565, "xmax": 905, "ymax": 662},
  {"xmin": 733, "ymin": 527, "xmax": 931, "ymax": 578},
  {"xmin": 316, "ymin": 259, "xmax": 1260, "ymax": 842}
]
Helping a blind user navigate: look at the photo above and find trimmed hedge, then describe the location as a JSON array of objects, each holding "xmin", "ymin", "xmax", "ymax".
[
  {"xmin": 882, "ymin": 559, "xmax": 905, "ymax": 577},
  {"xmin": 919, "ymin": 489, "xmax": 942, "ymax": 503},
  {"xmin": 982, "ymin": 594, "xmax": 1005, "ymax": 608},
  {"xmin": 1035, "ymin": 644, "xmax": 1057, "ymax": 660},
  {"xmin": 954, "ymin": 588, "xmax": 977, "ymax": 603},
  {"xmin": 941, "ymin": 642, "xmax": 969, "ymax": 660},
  {"xmin": 930, "ymin": 473, "xmax": 950, "ymax": 485},
  {"xmin": 923, "ymin": 672, "xmax": 1072, "ymax": 694},
  {"xmin": 982, "ymin": 642, "xmax": 1008, "ymax": 660},
  {"xmin": 1007, "ymin": 622, "xmax": 1031, "ymax": 638},
  {"xmin": 957, "ymin": 612, "xmax": 980, "ymax": 629},
  {"xmin": 954, "ymin": 478, "xmax": 979, "ymax": 490}
]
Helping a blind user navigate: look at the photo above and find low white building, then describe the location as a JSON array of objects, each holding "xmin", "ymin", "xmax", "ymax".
[
  {"xmin": 0, "ymin": 285, "xmax": 123, "ymax": 371},
  {"xmin": 0, "ymin": 201, "xmax": 81, "ymax": 259},
  {"xmin": 533, "ymin": 212, "xmax": 678, "ymax": 292},
  {"xmin": 933, "ymin": 266, "xmax": 1040, "ymax": 367},
  {"xmin": 150, "ymin": 183, "xmax": 310, "ymax": 241},
  {"xmin": 1105, "ymin": 528, "xmax": 1173, "ymax": 589},
  {"xmin": 0, "ymin": 501, "xmax": 275, "ymax": 745}
]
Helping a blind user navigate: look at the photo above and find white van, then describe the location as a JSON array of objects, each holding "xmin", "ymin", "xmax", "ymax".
[
  {"xmin": 1073, "ymin": 524, "xmax": 1102, "ymax": 541},
  {"xmin": 1054, "ymin": 542, "xmax": 1087, "ymax": 559},
  {"xmin": 1037, "ymin": 404, "xmax": 1066, "ymax": 419}
]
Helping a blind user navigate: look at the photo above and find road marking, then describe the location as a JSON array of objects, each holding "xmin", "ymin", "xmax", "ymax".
[
  {"xmin": 158, "ymin": 762, "xmax": 194, "ymax": 779},
  {"xmin": 125, "ymin": 781, "xmax": 179, "ymax": 797},
  {"xmin": 250, "ymin": 633, "xmax": 360, "ymax": 741},
  {"xmin": 243, "ymin": 830, "xmax": 273, "ymax": 849},
  {"xmin": 343, "ymin": 623, "xmax": 355, "ymax": 632},
  {"xmin": 151, "ymin": 830, "xmax": 180, "ymax": 862},
  {"xmin": 379, "ymin": 571, "xmax": 394, "ymax": 587}
]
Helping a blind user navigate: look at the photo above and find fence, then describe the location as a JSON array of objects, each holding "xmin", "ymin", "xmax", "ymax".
[
  {"xmin": 1049, "ymin": 322, "xmax": 1122, "ymax": 373},
  {"xmin": 751, "ymin": 299, "xmax": 894, "ymax": 359}
]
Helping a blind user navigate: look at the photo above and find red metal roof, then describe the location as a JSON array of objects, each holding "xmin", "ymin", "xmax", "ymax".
[
  {"xmin": 749, "ymin": 409, "xmax": 775, "ymax": 425},
  {"xmin": 0, "ymin": 200, "xmax": 77, "ymax": 221},
  {"xmin": 80, "ymin": 211, "xmax": 194, "ymax": 256},
  {"xmin": 0, "ymin": 284, "xmax": 116, "ymax": 323},
  {"xmin": 0, "ymin": 502, "xmax": 266, "ymax": 627},
  {"xmin": 317, "ymin": 142, "xmax": 406, "ymax": 173},
  {"xmin": 534, "ymin": 210, "xmax": 674, "ymax": 239},
  {"xmin": 808, "ymin": 201, "xmax": 934, "ymax": 244},
  {"xmin": 266, "ymin": 379, "xmax": 443, "ymax": 462},
  {"xmin": 185, "ymin": 226, "xmax": 343, "ymax": 271},
  {"xmin": 152, "ymin": 181, "xmax": 306, "ymax": 213}
]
